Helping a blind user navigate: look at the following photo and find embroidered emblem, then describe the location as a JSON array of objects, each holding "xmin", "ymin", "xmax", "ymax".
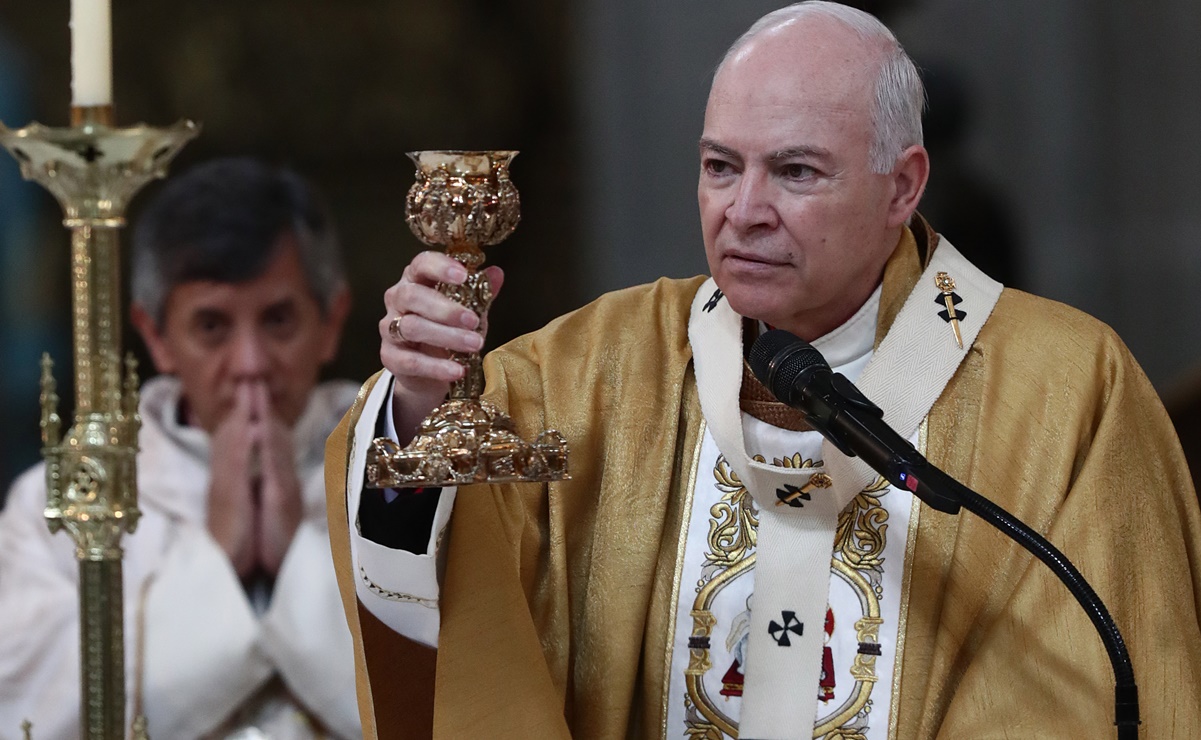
[
  {"xmin": 820, "ymin": 607, "xmax": 836, "ymax": 702},
  {"xmin": 703, "ymin": 288, "xmax": 724, "ymax": 313},
  {"xmin": 720, "ymin": 660, "xmax": 745, "ymax": 697},
  {"xmin": 773, "ymin": 472, "xmax": 832, "ymax": 507},
  {"xmin": 775, "ymin": 484, "xmax": 810, "ymax": 507},
  {"xmin": 682, "ymin": 457, "xmax": 894, "ymax": 738},
  {"xmin": 768, "ymin": 611, "xmax": 804, "ymax": 646},
  {"xmin": 934, "ymin": 271, "xmax": 966, "ymax": 349}
]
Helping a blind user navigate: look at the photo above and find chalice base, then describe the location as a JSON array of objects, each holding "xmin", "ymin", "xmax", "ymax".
[{"xmin": 365, "ymin": 398, "xmax": 569, "ymax": 488}]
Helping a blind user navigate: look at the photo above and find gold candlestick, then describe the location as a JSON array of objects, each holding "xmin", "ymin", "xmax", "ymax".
[
  {"xmin": 0, "ymin": 105, "xmax": 197, "ymax": 740},
  {"xmin": 366, "ymin": 150, "xmax": 569, "ymax": 488}
]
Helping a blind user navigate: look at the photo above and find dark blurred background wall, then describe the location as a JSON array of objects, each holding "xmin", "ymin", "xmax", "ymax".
[{"xmin": 4, "ymin": 0, "xmax": 1201, "ymax": 496}]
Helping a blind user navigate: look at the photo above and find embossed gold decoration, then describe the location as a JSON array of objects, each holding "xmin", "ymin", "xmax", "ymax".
[
  {"xmin": 684, "ymin": 452, "xmax": 896, "ymax": 739},
  {"xmin": 366, "ymin": 151, "xmax": 569, "ymax": 487},
  {"xmin": 814, "ymin": 560, "xmax": 882, "ymax": 739},
  {"xmin": 707, "ymin": 456, "xmax": 760, "ymax": 568},
  {"xmin": 1, "ymin": 105, "xmax": 197, "ymax": 740},
  {"xmin": 685, "ymin": 557, "xmax": 754, "ymax": 738},
  {"xmin": 834, "ymin": 476, "xmax": 891, "ymax": 579}
]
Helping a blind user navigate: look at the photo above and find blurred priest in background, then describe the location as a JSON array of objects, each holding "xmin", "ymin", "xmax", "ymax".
[{"xmin": 0, "ymin": 158, "xmax": 361, "ymax": 739}]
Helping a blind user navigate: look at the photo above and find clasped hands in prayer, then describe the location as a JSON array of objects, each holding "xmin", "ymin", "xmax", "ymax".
[
  {"xmin": 206, "ymin": 380, "xmax": 303, "ymax": 580},
  {"xmin": 379, "ymin": 250, "xmax": 504, "ymax": 445}
]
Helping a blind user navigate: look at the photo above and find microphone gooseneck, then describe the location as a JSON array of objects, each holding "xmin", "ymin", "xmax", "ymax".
[{"xmin": 748, "ymin": 329, "xmax": 1140, "ymax": 739}]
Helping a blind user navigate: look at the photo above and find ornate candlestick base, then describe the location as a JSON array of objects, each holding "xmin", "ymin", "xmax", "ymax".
[
  {"xmin": 366, "ymin": 150, "xmax": 569, "ymax": 488},
  {"xmin": 1, "ymin": 106, "xmax": 197, "ymax": 740}
]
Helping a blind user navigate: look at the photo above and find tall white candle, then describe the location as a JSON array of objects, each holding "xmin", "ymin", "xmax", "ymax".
[{"xmin": 70, "ymin": 0, "xmax": 113, "ymax": 106}]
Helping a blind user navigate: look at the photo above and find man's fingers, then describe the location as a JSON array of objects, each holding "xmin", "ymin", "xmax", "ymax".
[
  {"xmin": 401, "ymin": 251, "xmax": 470, "ymax": 288},
  {"xmin": 381, "ymin": 311, "xmax": 483, "ymax": 355},
  {"xmin": 482, "ymin": 265, "xmax": 505, "ymax": 298},
  {"xmin": 381, "ymin": 342, "xmax": 466, "ymax": 384},
  {"xmin": 230, "ymin": 381, "xmax": 255, "ymax": 421},
  {"xmin": 380, "ymin": 252, "xmax": 498, "ymax": 392},
  {"xmin": 385, "ymin": 280, "xmax": 479, "ymax": 330}
]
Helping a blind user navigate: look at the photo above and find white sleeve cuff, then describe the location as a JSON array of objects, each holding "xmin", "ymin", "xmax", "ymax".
[
  {"xmin": 346, "ymin": 371, "xmax": 456, "ymax": 648},
  {"xmin": 382, "ymin": 383, "xmax": 402, "ymax": 503}
]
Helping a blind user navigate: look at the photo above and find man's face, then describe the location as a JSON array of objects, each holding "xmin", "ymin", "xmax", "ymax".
[
  {"xmin": 699, "ymin": 18, "xmax": 921, "ymax": 340},
  {"xmin": 133, "ymin": 235, "xmax": 347, "ymax": 432}
]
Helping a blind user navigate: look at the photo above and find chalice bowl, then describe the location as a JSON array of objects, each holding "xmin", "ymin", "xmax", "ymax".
[{"xmin": 365, "ymin": 150, "xmax": 569, "ymax": 487}]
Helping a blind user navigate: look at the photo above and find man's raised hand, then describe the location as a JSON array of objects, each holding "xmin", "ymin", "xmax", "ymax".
[{"xmin": 380, "ymin": 250, "xmax": 503, "ymax": 444}]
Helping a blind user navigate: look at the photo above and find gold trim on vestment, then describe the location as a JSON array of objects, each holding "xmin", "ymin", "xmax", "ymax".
[
  {"xmin": 887, "ymin": 418, "xmax": 927, "ymax": 739},
  {"xmin": 814, "ymin": 559, "xmax": 883, "ymax": 737},
  {"xmin": 685, "ymin": 555, "xmax": 756, "ymax": 737},
  {"xmin": 347, "ymin": 376, "xmax": 376, "ymax": 538},
  {"xmin": 660, "ymin": 418, "xmax": 708, "ymax": 740}
]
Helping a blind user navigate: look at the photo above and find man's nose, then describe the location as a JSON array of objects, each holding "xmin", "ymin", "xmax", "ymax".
[
  {"xmin": 727, "ymin": 170, "xmax": 779, "ymax": 231},
  {"xmin": 230, "ymin": 329, "xmax": 270, "ymax": 377}
]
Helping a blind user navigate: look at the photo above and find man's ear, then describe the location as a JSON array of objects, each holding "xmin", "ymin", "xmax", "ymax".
[
  {"xmin": 886, "ymin": 144, "xmax": 930, "ymax": 229},
  {"xmin": 318, "ymin": 286, "xmax": 352, "ymax": 364},
  {"xmin": 130, "ymin": 302, "xmax": 177, "ymax": 374}
]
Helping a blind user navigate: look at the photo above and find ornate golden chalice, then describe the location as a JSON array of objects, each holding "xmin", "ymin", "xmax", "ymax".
[{"xmin": 365, "ymin": 150, "xmax": 569, "ymax": 487}]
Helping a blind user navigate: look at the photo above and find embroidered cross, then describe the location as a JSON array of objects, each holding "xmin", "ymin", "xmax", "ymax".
[
  {"xmin": 703, "ymin": 288, "xmax": 724, "ymax": 313},
  {"xmin": 768, "ymin": 611, "xmax": 804, "ymax": 646},
  {"xmin": 775, "ymin": 484, "xmax": 810, "ymax": 508},
  {"xmin": 774, "ymin": 472, "xmax": 832, "ymax": 507}
]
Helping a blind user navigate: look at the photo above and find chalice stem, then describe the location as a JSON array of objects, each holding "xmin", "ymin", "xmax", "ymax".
[{"xmin": 439, "ymin": 243, "xmax": 492, "ymax": 401}]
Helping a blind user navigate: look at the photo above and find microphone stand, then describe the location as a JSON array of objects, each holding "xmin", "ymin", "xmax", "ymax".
[{"xmin": 893, "ymin": 454, "xmax": 1140, "ymax": 739}]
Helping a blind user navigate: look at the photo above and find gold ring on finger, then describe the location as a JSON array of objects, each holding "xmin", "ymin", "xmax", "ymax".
[{"xmin": 388, "ymin": 314, "xmax": 408, "ymax": 343}]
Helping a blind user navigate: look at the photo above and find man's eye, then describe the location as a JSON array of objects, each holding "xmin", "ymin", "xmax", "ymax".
[
  {"xmin": 781, "ymin": 163, "xmax": 815, "ymax": 180},
  {"xmin": 263, "ymin": 306, "xmax": 298, "ymax": 337},
  {"xmin": 703, "ymin": 158, "xmax": 733, "ymax": 176},
  {"xmin": 193, "ymin": 315, "xmax": 230, "ymax": 344}
]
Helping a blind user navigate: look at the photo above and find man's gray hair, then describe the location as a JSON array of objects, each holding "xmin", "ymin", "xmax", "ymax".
[
  {"xmin": 718, "ymin": 1, "xmax": 925, "ymax": 174},
  {"xmin": 132, "ymin": 157, "xmax": 345, "ymax": 323}
]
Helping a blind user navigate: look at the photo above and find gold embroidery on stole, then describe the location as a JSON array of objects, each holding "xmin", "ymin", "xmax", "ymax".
[{"xmin": 679, "ymin": 451, "xmax": 899, "ymax": 740}]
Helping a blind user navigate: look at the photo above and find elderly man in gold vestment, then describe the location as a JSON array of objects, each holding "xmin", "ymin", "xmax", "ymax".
[{"xmin": 325, "ymin": 3, "xmax": 1201, "ymax": 738}]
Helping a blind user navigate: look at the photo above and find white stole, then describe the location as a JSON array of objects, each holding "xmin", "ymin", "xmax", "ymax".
[{"xmin": 687, "ymin": 237, "xmax": 1002, "ymax": 738}]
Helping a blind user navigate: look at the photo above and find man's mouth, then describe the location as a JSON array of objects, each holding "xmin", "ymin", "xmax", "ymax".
[{"xmin": 724, "ymin": 249, "xmax": 789, "ymax": 267}]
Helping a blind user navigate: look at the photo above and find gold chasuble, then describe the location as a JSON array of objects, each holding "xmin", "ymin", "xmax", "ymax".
[{"xmin": 326, "ymin": 226, "xmax": 1201, "ymax": 739}]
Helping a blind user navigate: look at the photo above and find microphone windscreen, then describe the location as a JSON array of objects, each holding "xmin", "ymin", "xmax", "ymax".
[{"xmin": 749, "ymin": 329, "xmax": 829, "ymax": 402}]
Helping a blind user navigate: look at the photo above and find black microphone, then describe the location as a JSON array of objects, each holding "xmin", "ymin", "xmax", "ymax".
[
  {"xmin": 747, "ymin": 328, "xmax": 1139, "ymax": 738},
  {"xmin": 747, "ymin": 328, "xmax": 960, "ymax": 512}
]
